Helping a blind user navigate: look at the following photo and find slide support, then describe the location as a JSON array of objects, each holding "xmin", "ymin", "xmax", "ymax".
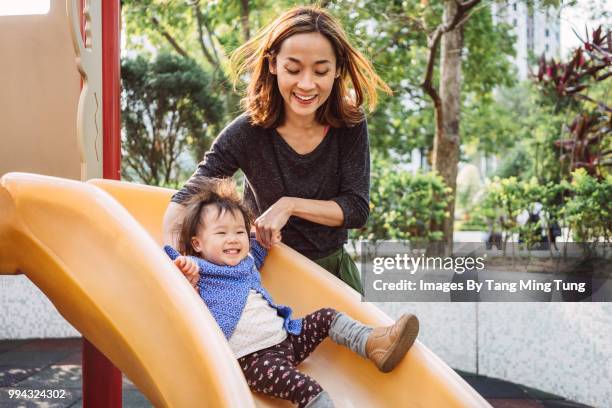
[{"xmin": 81, "ymin": 0, "xmax": 122, "ymax": 406}]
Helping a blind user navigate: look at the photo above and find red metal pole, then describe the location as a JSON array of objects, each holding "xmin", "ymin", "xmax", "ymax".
[
  {"xmin": 81, "ymin": 0, "xmax": 122, "ymax": 407},
  {"xmin": 102, "ymin": 0, "xmax": 122, "ymax": 180},
  {"xmin": 82, "ymin": 339, "xmax": 122, "ymax": 408}
]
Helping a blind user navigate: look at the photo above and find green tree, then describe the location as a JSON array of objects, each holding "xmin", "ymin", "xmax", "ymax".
[
  {"xmin": 324, "ymin": 1, "xmax": 518, "ymax": 252},
  {"xmin": 122, "ymin": 0, "xmax": 299, "ymax": 122},
  {"xmin": 121, "ymin": 53, "xmax": 223, "ymax": 186}
]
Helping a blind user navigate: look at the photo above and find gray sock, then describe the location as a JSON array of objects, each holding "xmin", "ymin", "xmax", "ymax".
[
  {"xmin": 329, "ymin": 312, "xmax": 372, "ymax": 358},
  {"xmin": 305, "ymin": 391, "xmax": 334, "ymax": 408}
]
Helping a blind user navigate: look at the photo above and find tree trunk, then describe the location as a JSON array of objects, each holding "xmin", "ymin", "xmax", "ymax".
[
  {"xmin": 240, "ymin": 0, "xmax": 250, "ymax": 42},
  {"xmin": 433, "ymin": 0, "xmax": 463, "ymax": 254}
]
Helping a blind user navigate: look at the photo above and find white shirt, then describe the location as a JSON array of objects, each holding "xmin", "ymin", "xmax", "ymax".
[{"xmin": 228, "ymin": 290, "xmax": 287, "ymax": 358}]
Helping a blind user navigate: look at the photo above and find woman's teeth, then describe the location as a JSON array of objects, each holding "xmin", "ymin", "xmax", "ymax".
[{"xmin": 294, "ymin": 93, "xmax": 316, "ymax": 101}]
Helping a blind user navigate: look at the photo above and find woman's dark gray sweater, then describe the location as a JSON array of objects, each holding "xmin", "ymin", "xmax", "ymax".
[{"xmin": 172, "ymin": 114, "xmax": 370, "ymax": 260}]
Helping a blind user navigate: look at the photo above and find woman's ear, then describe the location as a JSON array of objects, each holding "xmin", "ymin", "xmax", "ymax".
[{"xmin": 269, "ymin": 57, "xmax": 277, "ymax": 75}]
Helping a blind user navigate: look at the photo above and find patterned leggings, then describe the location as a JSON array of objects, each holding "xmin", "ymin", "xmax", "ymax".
[{"xmin": 237, "ymin": 308, "xmax": 337, "ymax": 407}]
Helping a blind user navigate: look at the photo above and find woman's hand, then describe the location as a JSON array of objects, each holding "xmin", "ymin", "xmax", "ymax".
[
  {"xmin": 254, "ymin": 197, "xmax": 294, "ymax": 248},
  {"xmin": 174, "ymin": 256, "xmax": 200, "ymax": 288}
]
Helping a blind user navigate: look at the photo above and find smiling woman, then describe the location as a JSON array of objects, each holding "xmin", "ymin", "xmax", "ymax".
[
  {"xmin": 163, "ymin": 5, "xmax": 392, "ymax": 295},
  {"xmin": 0, "ymin": 0, "xmax": 49, "ymax": 16}
]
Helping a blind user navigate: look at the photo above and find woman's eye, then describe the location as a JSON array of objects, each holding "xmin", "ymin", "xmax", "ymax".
[
  {"xmin": 285, "ymin": 68, "xmax": 329, "ymax": 76},
  {"xmin": 237, "ymin": 230, "xmax": 246, "ymax": 234}
]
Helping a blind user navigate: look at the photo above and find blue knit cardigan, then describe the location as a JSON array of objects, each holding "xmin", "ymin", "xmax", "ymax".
[{"xmin": 164, "ymin": 239, "xmax": 302, "ymax": 339}]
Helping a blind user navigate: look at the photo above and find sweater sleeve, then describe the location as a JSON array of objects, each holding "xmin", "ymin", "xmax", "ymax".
[
  {"xmin": 330, "ymin": 118, "xmax": 371, "ymax": 229},
  {"xmin": 249, "ymin": 238, "xmax": 268, "ymax": 270},
  {"xmin": 172, "ymin": 116, "xmax": 246, "ymax": 204}
]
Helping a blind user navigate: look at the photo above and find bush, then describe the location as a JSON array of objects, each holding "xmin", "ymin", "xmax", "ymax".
[
  {"xmin": 352, "ymin": 159, "xmax": 451, "ymax": 244},
  {"xmin": 473, "ymin": 177, "xmax": 566, "ymax": 249},
  {"xmin": 472, "ymin": 171, "xmax": 611, "ymax": 248},
  {"xmin": 564, "ymin": 169, "xmax": 612, "ymax": 243}
]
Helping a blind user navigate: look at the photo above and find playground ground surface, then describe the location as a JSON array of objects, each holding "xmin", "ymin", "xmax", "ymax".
[{"xmin": 0, "ymin": 337, "xmax": 594, "ymax": 408}]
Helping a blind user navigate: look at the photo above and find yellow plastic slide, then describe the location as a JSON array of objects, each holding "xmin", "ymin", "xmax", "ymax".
[{"xmin": 0, "ymin": 172, "xmax": 489, "ymax": 407}]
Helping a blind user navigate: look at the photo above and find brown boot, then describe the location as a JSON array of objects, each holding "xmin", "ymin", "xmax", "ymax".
[{"xmin": 365, "ymin": 314, "xmax": 419, "ymax": 373}]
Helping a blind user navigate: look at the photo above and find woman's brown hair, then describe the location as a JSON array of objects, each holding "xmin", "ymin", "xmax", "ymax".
[
  {"xmin": 176, "ymin": 178, "xmax": 252, "ymax": 257},
  {"xmin": 229, "ymin": 5, "xmax": 392, "ymax": 129}
]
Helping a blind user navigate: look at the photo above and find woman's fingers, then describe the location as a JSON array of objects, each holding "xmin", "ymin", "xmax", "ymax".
[
  {"xmin": 257, "ymin": 225, "xmax": 270, "ymax": 248},
  {"xmin": 254, "ymin": 198, "xmax": 291, "ymax": 248},
  {"xmin": 254, "ymin": 219, "xmax": 272, "ymax": 248}
]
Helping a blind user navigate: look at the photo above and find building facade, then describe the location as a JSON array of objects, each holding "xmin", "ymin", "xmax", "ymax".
[{"xmin": 493, "ymin": 1, "xmax": 561, "ymax": 79}]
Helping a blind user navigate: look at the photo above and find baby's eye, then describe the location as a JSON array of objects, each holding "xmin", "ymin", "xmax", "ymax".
[
  {"xmin": 237, "ymin": 230, "xmax": 246, "ymax": 234},
  {"xmin": 215, "ymin": 231, "xmax": 226, "ymax": 235}
]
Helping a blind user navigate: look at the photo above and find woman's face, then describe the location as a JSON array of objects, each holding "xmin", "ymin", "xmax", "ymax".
[{"xmin": 270, "ymin": 32, "xmax": 339, "ymax": 122}]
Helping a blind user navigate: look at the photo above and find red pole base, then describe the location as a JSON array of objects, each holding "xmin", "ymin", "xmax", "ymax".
[{"xmin": 82, "ymin": 338, "xmax": 122, "ymax": 407}]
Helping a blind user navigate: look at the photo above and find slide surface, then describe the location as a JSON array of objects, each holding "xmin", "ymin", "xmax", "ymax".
[{"xmin": 0, "ymin": 173, "xmax": 490, "ymax": 407}]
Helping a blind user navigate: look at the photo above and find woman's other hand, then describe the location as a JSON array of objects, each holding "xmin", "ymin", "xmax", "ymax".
[
  {"xmin": 254, "ymin": 197, "xmax": 294, "ymax": 248},
  {"xmin": 174, "ymin": 256, "xmax": 200, "ymax": 288}
]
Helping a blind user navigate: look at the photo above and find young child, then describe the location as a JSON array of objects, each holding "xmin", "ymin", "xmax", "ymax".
[{"xmin": 165, "ymin": 178, "xmax": 419, "ymax": 408}]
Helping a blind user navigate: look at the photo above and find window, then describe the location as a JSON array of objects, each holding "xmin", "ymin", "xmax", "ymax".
[
  {"xmin": 545, "ymin": 29, "xmax": 549, "ymax": 37},
  {"xmin": 513, "ymin": 18, "xmax": 517, "ymax": 27},
  {"xmin": 545, "ymin": 44, "xmax": 549, "ymax": 52},
  {"xmin": 513, "ymin": 3, "xmax": 517, "ymax": 11},
  {"xmin": 0, "ymin": 0, "xmax": 50, "ymax": 16}
]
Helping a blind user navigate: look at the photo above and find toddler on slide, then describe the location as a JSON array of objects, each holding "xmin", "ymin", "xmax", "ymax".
[{"xmin": 165, "ymin": 178, "xmax": 419, "ymax": 408}]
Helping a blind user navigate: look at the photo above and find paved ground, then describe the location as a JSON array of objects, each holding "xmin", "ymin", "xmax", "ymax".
[{"xmin": 0, "ymin": 338, "xmax": 594, "ymax": 408}]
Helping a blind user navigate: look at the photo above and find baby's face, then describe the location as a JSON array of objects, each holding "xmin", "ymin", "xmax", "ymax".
[{"xmin": 191, "ymin": 206, "xmax": 250, "ymax": 266}]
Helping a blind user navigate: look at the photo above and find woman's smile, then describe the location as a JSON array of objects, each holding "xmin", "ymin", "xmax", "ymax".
[{"xmin": 293, "ymin": 92, "xmax": 318, "ymax": 104}]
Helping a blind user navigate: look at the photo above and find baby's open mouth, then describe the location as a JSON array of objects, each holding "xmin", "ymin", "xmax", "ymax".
[{"xmin": 223, "ymin": 249, "xmax": 240, "ymax": 254}]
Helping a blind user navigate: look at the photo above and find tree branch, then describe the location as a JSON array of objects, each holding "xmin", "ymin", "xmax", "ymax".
[
  {"xmin": 192, "ymin": 3, "xmax": 218, "ymax": 68},
  {"xmin": 202, "ymin": 14, "xmax": 221, "ymax": 67},
  {"xmin": 151, "ymin": 16, "xmax": 191, "ymax": 59},
  {"xmin": 421, "ymin": 0, "xmax": 481, "ymax": 119}
]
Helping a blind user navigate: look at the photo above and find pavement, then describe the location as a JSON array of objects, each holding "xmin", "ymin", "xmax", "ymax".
[{"xmin": 0, "ymin": 338, "xmax": 594, "ymax": 408}]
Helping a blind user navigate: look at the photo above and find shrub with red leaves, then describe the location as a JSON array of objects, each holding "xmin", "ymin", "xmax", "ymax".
[{"xmin": 534, "ymin": 26, "xmax": 611, "ymax": 179}]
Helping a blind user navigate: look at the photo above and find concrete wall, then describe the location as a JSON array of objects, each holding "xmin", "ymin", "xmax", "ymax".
[
  {"xmin": 379, "ymin": 302, "xmax": 611, "ymax": 408},
  {"xmin": 0, "ymin": 276, "xmax": 79, "ymax": 338}
]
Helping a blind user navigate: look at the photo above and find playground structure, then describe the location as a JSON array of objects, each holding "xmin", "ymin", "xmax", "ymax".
[{"xmin": 0, "ymin": 1, "xmax": 490, "ymax": 406}]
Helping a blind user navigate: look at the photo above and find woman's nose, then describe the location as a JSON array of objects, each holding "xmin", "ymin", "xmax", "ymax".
[{"xmin": 297, "ymin": 72, "xmax": 315, "ymax": 90}]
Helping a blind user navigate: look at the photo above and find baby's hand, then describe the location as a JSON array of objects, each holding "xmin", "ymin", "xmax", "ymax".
[{"xmin": 174, "ymin": 256, "xmax": 199, "ymax": 288}]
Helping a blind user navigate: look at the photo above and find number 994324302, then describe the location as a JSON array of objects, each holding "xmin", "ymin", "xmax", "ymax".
[{"xmin": 8, "ymin": 389, "xmax": 67, "ymax": 399}]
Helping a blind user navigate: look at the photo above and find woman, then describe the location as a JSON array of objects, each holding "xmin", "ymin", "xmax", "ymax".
[{"xmin": 162, "ymin": 6, "xmax": 391, "ymax": 293}]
